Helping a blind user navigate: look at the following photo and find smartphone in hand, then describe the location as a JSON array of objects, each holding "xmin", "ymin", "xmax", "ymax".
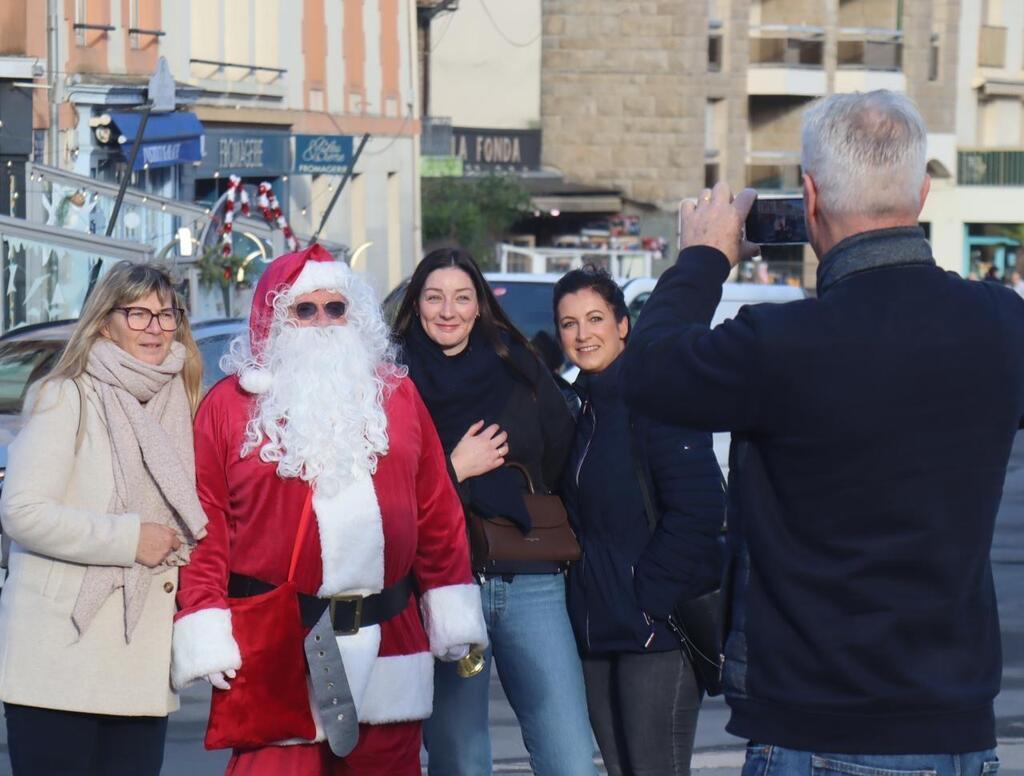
[{"xmin": 745, "ymin": 195, "xmax": 808, "ymax": 245}]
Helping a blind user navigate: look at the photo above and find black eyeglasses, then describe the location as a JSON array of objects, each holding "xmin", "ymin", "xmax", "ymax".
[
  {"xmin": 112, "ymin": 307, "xmax": 184, "ymax": 332},
  {"xmin": 292, "ymin": 301, "xmax": 347, "ymax": 321}
]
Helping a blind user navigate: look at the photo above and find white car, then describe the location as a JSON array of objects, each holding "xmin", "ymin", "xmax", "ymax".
[{"xmin": 556, "ymin": 277, "xmax": 806, "ymax": 475}]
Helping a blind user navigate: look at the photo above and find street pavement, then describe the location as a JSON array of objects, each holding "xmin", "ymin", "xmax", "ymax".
[{"xmin": 4, "ymin": 434, "xmax": 1024, "ymax": 774}]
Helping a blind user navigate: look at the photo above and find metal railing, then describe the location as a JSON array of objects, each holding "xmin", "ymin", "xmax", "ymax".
[
  {"xmin": 25, "ymin": 163, "xmax": 275, "ymax": 256},
  {"xmin": 958, "ymin": 150, "xmax": 1024, "ymax": 186},
  {"xmin": 188, "ymin": 58, "xmax": 287, "ymax": 82},
  {"xmin": 837, "ymin": 28, "xmax": 902, "ymax": 71},
  {"xmin": 749, "ymin": 25, "xmax": 825, "ymax": 67},
  {"xmin": 496, "ymin": 244, "xmax": 657, "ymax": 278},
  {"xmin": 0, "ymin": 214, "xmax": 153, "ymax": 331}
]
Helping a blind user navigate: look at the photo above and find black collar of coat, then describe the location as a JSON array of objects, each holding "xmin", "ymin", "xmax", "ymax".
[{"xmin": 816, "ymin": 226, "xmax": 935, "ymax": 296}]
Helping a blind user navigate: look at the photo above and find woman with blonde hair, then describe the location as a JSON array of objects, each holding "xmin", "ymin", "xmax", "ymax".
[{"xmin": 0, "ymin": 261, "xmax": 209, "ymax": 776}]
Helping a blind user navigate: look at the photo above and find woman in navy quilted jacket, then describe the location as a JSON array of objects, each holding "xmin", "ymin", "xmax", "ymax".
[{"xmin": 554, "ymin": 266, "xmax": 725, "ymax": 776}]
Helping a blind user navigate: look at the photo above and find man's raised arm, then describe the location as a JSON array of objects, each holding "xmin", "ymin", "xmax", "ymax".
[{"xmin": 622, "ymin": 183, "xmax": 766, "ymax": 432}]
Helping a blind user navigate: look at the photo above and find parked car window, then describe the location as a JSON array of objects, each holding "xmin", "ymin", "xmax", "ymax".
[
  {"xmin": 488, "ymin": 281, "xmax": 559, "ymax": 342},
  {"xmin": 0, "ymin": 341, "xmax": 65, "ymax": 414},
  {"xmin": 197, "ymin": 334, "xmax": 234, "ymax": 390},
  {"xmin": 628, "ymin": 292, "xmax": 651, "ymax": 324}
]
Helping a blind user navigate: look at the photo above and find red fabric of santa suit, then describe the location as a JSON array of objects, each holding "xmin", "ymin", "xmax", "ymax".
[{"xmin": 169, "ymin": 246, "xmax": 487, "ymax": 776}]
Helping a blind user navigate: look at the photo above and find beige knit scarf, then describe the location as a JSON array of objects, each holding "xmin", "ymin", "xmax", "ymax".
[{"xmin": 71, "ymin": 338, "xmax": 208, "ymax": 642}]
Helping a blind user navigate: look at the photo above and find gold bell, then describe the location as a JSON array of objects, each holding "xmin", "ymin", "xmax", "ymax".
[{"xmin": 456, "ymin": 647, "xmax": 486, "ymax": 679}]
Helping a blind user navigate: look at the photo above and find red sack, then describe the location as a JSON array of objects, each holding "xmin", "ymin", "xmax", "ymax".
[{"xmin": 204, "ymin": 492, "xmax": 318, "ymax": 750}]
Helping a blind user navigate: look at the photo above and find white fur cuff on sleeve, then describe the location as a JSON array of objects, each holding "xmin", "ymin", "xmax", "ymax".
[
  {"xmin": 171, "ymin": 608, "xmax": 242, "ymax": 690},
  {"xmin": 420, "ymin": 583, "xmax": 489, "ymax": 658}
]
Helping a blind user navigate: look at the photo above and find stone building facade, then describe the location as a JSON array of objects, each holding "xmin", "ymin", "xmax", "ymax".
[{"xmin": 541, "ymin": 0, "xmax": 963, "ymax": 282}]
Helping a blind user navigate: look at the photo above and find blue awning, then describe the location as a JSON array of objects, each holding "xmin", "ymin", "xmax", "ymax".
[{"xmin": 109, "ymin": 111, "xmax": 205, "ymax": 171}]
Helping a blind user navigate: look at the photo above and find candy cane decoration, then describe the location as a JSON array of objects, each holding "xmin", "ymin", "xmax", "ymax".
[
  {"xmin": 219, "ymin": 175, "xmax": 251, "ymax": 257},
  {"xmin": 256, "ymin": 182, "xmax": 299, "ymax": 251}
]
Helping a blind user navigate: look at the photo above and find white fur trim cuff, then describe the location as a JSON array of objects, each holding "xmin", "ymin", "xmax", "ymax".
[
  {"xmin": 171, "ymin": 608, "xmax": 242, "ymax": 690},
  {"xmin": 289, "ymin": 260, "xmax": 353, "ymax": 299},
  {"xmin": 359, "ymin": 651, "xmax": 434, "ymax": 724},
  {"xmin": 420, "ymin": 583, "xmax": 489, "ymax": 658}
]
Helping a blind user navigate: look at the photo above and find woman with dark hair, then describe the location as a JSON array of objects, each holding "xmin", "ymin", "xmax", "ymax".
[
  {"xmin": 554, "ymin": 266, "xmax": 725, "ymax": 776},
  {"xmin": 395, "ymin": 248, "xmax": 596, "ymax": 776}
]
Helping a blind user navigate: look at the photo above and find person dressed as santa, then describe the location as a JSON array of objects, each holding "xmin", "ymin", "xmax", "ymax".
[{"xmin": 170, "ymin": 245, "xmax": 488, "ymax": 775}]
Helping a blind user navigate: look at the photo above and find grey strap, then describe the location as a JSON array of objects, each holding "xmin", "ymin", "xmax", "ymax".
[{"xmin": 304, "ymin": 609, "xmax": 359, "ymax": 757}]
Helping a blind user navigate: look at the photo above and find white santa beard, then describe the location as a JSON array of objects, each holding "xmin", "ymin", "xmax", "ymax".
[{"xmin": 245, "ymin": 323, "xmax": 389, "ymax": 496}]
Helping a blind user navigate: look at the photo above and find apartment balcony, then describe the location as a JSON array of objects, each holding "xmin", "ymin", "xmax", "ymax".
[
  {"xmin": 747, "ymin": 25, "xmax": 827, "ymax": 97},
  {"xmin": 958, "ymin": 150, "xmax": 1024, "ymax": 186},
  {"xmin": 978, "ymin": 26, "xmax": 1007, "ymax": 69},
  {"xmin": 835, "ymin": 28, "xmax": 906, "ymax": 93}
]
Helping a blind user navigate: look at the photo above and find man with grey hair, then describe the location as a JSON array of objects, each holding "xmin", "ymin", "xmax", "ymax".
[{"xmin": 625, "ymin": 90, "xmax": 1020, "ymax": 773}]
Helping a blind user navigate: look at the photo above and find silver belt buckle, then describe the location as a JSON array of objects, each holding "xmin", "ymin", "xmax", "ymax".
[{"xmin": 330, "ymin": 594, "xmax": 364, "ymax": 635}]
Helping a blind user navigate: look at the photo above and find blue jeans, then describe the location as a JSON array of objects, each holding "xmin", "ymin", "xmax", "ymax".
[
  {"xmin": 423, "ymin": 573, "xmax": 597, "ymax": 776},
  {"xmin": 742, "ymin": 744, "xmax": 1000, "ymax": 776}
]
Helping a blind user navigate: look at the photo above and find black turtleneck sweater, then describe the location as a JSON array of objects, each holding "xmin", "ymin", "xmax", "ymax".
[{"xmin": 624, "ymin": 228, "xmax": 1024, "ymax": 754}]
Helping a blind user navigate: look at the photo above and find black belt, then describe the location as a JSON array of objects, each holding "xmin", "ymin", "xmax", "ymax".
[
  {"xmin": 476, "ymin": 561, "xmax": 565, "ymax": 577},
  {"xmin": 228, "ymin": 573, "xmax": 414, "ymax": 635}
]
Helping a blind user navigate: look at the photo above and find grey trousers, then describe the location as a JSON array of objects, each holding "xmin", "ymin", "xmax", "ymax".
[{"xmin": 582, "ymin": 649, "xmax": 702, "ymax": 776}]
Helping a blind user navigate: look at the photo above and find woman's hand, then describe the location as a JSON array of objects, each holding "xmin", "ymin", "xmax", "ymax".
[
  {"xmin": 450, "ymin": 420, "xmax": 509, "ymax": 482},
  {"xmin": 135, "ymin": 523, "xmax": 182, "ymax": 567}
]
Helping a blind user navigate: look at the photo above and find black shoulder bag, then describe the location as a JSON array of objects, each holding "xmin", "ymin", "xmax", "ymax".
[{"xmin": 631, "ymin": 420, "xmax": 726, "ymax": 696}]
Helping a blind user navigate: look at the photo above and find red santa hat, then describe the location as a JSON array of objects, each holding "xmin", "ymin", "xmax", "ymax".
[{"xmin": 239, "ymin": 243, "xmax": 353, "ymax": 394}]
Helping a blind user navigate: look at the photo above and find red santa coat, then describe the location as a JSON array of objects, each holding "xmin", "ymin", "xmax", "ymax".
[{"xmin": 170, "ymin": 374, "xmax": 486, "ymax": 730}]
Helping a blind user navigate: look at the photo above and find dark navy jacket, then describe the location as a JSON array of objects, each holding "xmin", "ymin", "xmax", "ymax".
[
  {"xmin": 562, "ymin": 354, "xmax": 724, "ymax": 655},
  {"xmin": 623, "ymin": 227, "xmax": 1024, "ymax": 754}
]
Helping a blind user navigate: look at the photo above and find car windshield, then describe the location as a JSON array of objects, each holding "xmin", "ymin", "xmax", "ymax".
[
  {"xmin": 0, "ymin": 340, "xmax": 66, "ymax": 414},
  {"xmin": 488, "ymin": 281, "xmax": 556, "ymax": 342},
  {"xmin": 197, "ymin": 334, "xmax": 234, "ymax": 391}
]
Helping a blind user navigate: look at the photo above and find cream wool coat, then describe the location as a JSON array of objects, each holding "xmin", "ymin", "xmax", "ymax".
[{"xmin": 0, "ymin": 377, "xmax": 179, "ymax": 716}]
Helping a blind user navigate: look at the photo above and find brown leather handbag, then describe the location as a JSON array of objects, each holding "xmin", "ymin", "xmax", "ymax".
[{"xmin": 466, "ymin": 463, "xmax": 581, "ymax": 574}]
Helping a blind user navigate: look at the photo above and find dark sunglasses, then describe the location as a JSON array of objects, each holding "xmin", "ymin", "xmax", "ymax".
[{"xmin": 292, "ymin": 300, "xmax": 347, "ymax": 321}]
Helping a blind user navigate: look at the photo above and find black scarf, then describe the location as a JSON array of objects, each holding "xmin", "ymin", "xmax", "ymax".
[{"xmin": 401, "ymin": 319, "xmax": 533, "ymax": 532}]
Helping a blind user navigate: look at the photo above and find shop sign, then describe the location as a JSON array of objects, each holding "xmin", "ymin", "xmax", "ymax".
[
  {"xmin": 420, "ymin": 156, "xmax": 464, "ymax": 178},
  {"xmin": 451, "ymin": 127, "xmax": 541, "ymax": 173},
  {"xmin": 293, "ymin": 135, "xmax": 354, "ymax": 174},
  {"xmin": 195, "ymin": 130, "xmax": 290, "ymax": 178}
]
